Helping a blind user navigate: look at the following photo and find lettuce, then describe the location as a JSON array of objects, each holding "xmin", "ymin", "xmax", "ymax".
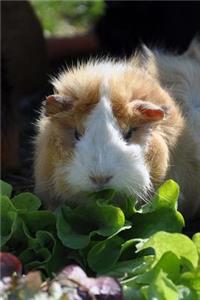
[{"xmin": 0, "ymin": 179, "xmax": 199, "ymax": 299}]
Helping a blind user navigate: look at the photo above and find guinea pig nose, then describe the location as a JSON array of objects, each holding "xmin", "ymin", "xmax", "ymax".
[{"xmin": 89, "ymin": 175, "xmax": 113, "ymax": 186}]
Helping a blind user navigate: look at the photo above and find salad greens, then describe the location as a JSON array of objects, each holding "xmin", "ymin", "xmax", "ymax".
[{"xmin": 0, "ymin": 179, "xmax": 199, "ymax": 300}]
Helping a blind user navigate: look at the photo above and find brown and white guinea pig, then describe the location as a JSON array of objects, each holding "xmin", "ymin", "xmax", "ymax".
[{"xmin": 34, "ymin": 40, "xmax": 200, "ymax": 219}]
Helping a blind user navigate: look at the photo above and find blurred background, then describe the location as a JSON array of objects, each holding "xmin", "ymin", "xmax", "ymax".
[{"xmin": 1, "ymin": 0, "xmax": 200, "ymax": 197}]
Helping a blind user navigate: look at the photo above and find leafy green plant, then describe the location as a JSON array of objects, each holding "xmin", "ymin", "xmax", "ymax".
[
  {"xmin": 30, "ymin": 0, "xmax": 105, "ymax": 37},
  {"xmin": 0, "ymin": 179, "xmax": 199, "ymax": 299},
  {"xmin": 0, "ymin": 181, "xmax": 69, "ymax": 276}
]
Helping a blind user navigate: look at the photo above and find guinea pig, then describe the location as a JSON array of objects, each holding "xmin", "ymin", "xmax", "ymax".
[{"xmin": 34, "ymin": 40, "xmax": 200, "ymax": 219}]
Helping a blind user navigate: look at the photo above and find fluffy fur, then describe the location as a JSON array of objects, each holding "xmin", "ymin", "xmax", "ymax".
[
  {"xmin": 142, "ymin": 40, "xmax": 200, "ymax": 218},
  {"xmin": 34, "ymin": 40, "xmax": 200, "ymax": 218}
]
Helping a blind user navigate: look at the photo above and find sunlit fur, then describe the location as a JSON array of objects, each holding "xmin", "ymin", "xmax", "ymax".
[
  {"xmin": 34, "ymin": 41, "xmax": 200, "ymax": 218},
  {"xmin": 142, "ymin": 39, "xmax": 200, "ymax": 218}
]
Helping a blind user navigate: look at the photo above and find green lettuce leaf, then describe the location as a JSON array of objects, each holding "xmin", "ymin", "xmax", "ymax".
[
  {"xmin": 137, "ymin": 231, "xmax": 199, "ymax": 270},
  {"xmin": 57, "ymin": 201, "xmax": 128, "ymax": 249},
  {"xmin": 0, "ymin": 196, "xmax": 17, "ymax": 247},
  {"xmin": 11, "ymin": 192, "xmax": 41, "ymax": 211},
  {"xmin": 0, "ymin": 180, "xmax": 12, "ymax": 198},
  {"xmin": 141, "ymin": 269, "xmax": 179, "ymax": 300}
]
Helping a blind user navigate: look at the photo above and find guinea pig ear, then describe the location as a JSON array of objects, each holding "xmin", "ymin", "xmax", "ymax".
[
  {"xmin": 132, "ymin": 100, "xmax": 169, "ymax": 122},
  {"xmin": 185, "ymin": 36, "xmax": 200, "ymax": 61},
  {"xmin": 45, "ymin": 94, "xmax": 73, "ymax": 116}
]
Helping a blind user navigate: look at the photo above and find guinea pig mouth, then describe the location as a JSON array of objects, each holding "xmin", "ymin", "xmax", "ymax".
[
  {"xmin": 66, "ymin": 184, "xmax": 151, "ymax": 209},
  {"xmin": 87, "ymin": 182, "xmax": 151, "ymax": 202},
  {"xmin": 92, "ymin": 185, "xmax": 111, "ymax": 192}
]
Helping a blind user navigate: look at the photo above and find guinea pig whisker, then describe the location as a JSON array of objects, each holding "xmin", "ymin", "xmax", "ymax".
[{"xmin": 123, "ymin": 180, "xmax": 149, "ymax": 204}]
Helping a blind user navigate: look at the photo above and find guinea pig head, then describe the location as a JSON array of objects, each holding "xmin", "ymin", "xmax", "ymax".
[{"xmin": 35, "ymin": 62, "xmax": 182, "ymax": 207}]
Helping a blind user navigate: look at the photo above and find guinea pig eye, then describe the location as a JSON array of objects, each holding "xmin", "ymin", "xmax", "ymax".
[
  {"xmin": 123, "ymin": 127, "xmax": 138, "ymax": 141},
  {"xmin": 74, "ymin": 129, "xmax": 82, "ymax": 141}
]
